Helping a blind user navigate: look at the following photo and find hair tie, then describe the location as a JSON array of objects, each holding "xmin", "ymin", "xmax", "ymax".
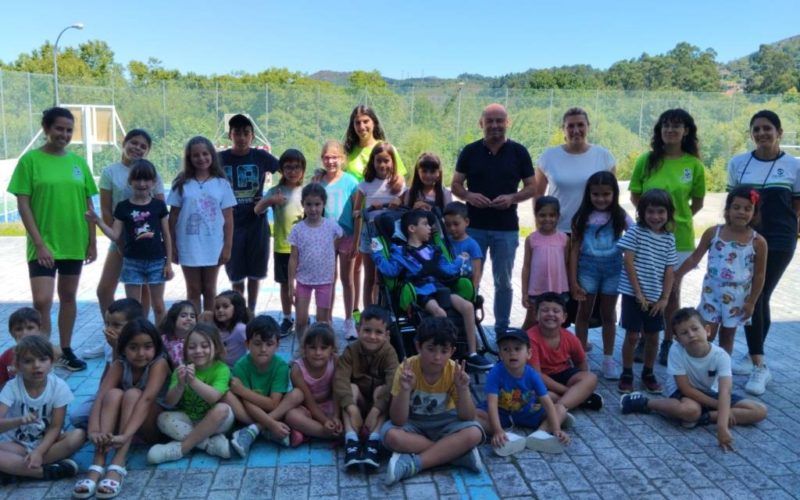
[{"xmin": 749, "ymin": 190, "xmax": 760, "ymax": 206}]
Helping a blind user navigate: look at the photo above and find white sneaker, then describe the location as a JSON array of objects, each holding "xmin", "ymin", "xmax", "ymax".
[
  {"xmin": 81, "ymin": 340, "xmax": 107, "ymax": 359},
  {"xmin": 525, "ymin": 430, "xmax": 564, "ymax": 454},
  {"xmin": 602, "ymin": 358, "xmax": 620, "ymax": 380},
  {"xmin": 203, "ymin": 433, "xmax": 231, "ymax": 459},
  {"xmin": 745, "ymin": 364, "xmax": 772, "ymax": 396},
  {"xmin": 157, "ymin": 412, "xmax": 193, "ymax": 441},
  {"xmin": 562, "ymin": 412, "xmax": 576, "ymax": 430},
  {"xmin": 733, "ymin": 354, "xmax": 755, "ymax": 376},
  {"xmin": 343, "ymin": 318, "xmax": 358, "ymax": 341},
  {"xmin": 147, "ymin": 441, "xmax": 183, "ymax": 464},
  {"xmin": 493, "ymin": 432, "xmax": 527, "ymax": 457}
]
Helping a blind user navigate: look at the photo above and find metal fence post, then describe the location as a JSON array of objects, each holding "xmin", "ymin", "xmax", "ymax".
[
  {"xmin": 547, "ymin": 89, "xmax": 554, "ymax": 133},
  {"xmin": 27, "ymin": 72, "xmax": 34, "ymax": 138},
  {"xmin": 0, "ymin": 70, "xmax": 7, "ymax": 160},
  {"xmin": 638, "ymin": 90, "xmax": 645, "ymax": 146},
  {"xmin": 410, "ymin": 85, "xmax": 415, "ymax": 128},
  {"xmin": 264, "ymin": 84, "xmax": 269, "ymax": 140}
]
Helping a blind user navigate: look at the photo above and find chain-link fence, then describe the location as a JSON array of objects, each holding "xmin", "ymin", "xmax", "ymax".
[{"xmin": 1, "ymin": 68, "xmax": 798, "ymax": 218}]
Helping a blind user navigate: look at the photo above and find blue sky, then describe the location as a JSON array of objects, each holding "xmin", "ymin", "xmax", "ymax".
[{"xmin": 2, "ymin": 0, "xmax": 798, "ymax": 79}]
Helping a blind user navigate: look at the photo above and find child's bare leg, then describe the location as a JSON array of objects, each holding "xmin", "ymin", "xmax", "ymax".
[
  {"xmin": 89, "ymin": 388, "xmax": 124, "ymax": 470},
  {"xmin": 225, "ymin": 392, "xmax": 254, "ymax": 425},
  {"xmin": 338, "ymin": 252, "xmax": 355, "ymax": 319},
  {"xmin": 599, "ymin": 294, "xmax": 618, "ymax": 356},
  {"xmin": 295, "ymin": 294, "xmax": 311, "ymax": 339},
  {"xmin": 182, "ymin": 266, "xmax": 202, "ymax": 312},
  {"xmin": 709, "ymin": 400, "xmax": 767, "ymax": 425},
  {"xmin": 200, "ymin": 265, "xmax": 221, "ymax": 313},
  {"xmin": 384, "ymin": 426, "xmax": 483, "ymax": 469},
  {"xmin": 247, "ymin": 278, "xmax": 260, "ymax": 312},
  {"xmin": 268, "ymin": 388, "xmax": 304, "ymax": 421},
  {"xmin": 475, "ymin": 409, "xmax": 491, "ymax": 430},
  {"xmin": 179, "ymin": 403, "xmax": 230, "ymax": 454},
  {"xmin": 521, "ymin": 306, "xmax": 537, "ymax": 331},
  {"xmin": 343, "ymin": 384, "xmax": 365, "ymax": 434},
  {"xmin": 575, "ymin": 295, "xmax": 596, "ymax": 349},
  {"xmin": 100, "ymin": 388, "xmax": 145, "ymax": 489},
  {"xmin": 124, "ymin": 284, "xmax": 143, "ymax": 303},
  {"xmin": 451, "ymin": 295, "xmax": 478, "ymax": 354},
  {"xmin": 621, "ymin": 330, "xmax": 639, "ymax": 369},
  {"xmin": 149, "ymin": 283, "xmax": 167, "ymax": 325},
  {"xmin": 718, "ymin": 326, "xmax": 736, "ymax": 355},
  {"xmin": 642, "ymin": 331, "xmax": 659, "ymax": 369},
  {"xmin": 558, "ymin": 372, "xmax": 598, "ymax": 410},
  {"xmin": 0, "ymin": 443, "xmax": 42, "ymax": 477},
  {"xmin": 424, "ymin": 300, "xmax": 447, "ymax": 317},
  {"xmin": 280, "ymin": 282, "xmax": 292, "ymax": 318},
  {"xmin": 316, "ymin": 306, "xmax": 332, "ymax": 324},
  {"xmin": 363, "ymin": 258, "xmax": 377, "ymax": 308},
  {"xmin": 285, "ymin": 407, "xmax": 330, "ymax": 438},
  {"xmin": 647, "ymin": 397, "xmax": 702, "ymax": 423},
  {"xmin": 242, "ymin": 401, "xmax": 289, "ymax": 441},
  {"xmin": 537, "ymin": 403, "xmax": 568, "ymax": 433}
]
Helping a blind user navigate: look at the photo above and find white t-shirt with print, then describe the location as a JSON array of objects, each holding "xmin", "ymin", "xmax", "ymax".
[
  {"xmin": 99, "ymin": 162, "xmax": 165, "ymax": 210},
  {"xmin": 0, "ymin": 373, "xmax": 73, "ymax": 448},
  {"xmin": 167, "ymin": 178, "xmax": 237, "ymax": 266}
]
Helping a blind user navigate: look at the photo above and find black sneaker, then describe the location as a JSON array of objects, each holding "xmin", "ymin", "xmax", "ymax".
[
  {"xmin": 633, "ymin": 337, "xmax": 645, "ymax": 363},
  {"xmin": 620, "ymin": 391, "xmax": 650, "ymax": 415},
  {"xmin": 658, "ymin": 340, "xmax": 672, "ymax": 367},
  {"xmin": 362, "ymin": 439, "xmax": 380, "ymax": 470},
  {"xmin": 466, "ymin": 353, "xmax": 493, "ymax": 371},
  {"xmin": 344, "ymin": 438, "xmax": 362, "ymax": 468},
  {"xmin": 42, "ymin": 458, "xmax": 78, "ymax": 480},
  {"xmin": 279, "ymin": 318, "xmax": 294, "ymax": 338},
  {"xmin": 580, "ymin": 392, "xmax": 604, "ymax": 411},
  {"xmin": 57, "ymin": 348, "xmax": 86, "ymax": 372}
]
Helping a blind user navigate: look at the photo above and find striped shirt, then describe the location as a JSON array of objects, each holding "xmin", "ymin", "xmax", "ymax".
[{"xmin": 617, "ymin": 225, "xmax": 677, "ymax": 302}]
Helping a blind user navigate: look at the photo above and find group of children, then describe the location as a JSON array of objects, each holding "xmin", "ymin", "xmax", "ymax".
[{"xmin": 0, "ymin": 114, "xmax": 773, "ymax": 495}]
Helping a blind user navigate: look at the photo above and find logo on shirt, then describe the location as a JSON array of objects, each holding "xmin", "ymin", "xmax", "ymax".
[
  {"xmin": 72, "ymin": 166, "xmax": 83, "ymax": 180},
  {"xmin": 776, "ymin": 168, "xmax": 785, "ymax": 178},
  {"xmin": 682, "ymin": 168, "xmax": 692, "ymax": 183}
]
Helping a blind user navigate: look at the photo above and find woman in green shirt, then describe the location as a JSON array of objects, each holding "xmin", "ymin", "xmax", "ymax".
[
  {"xmin": 7, "ymin": 107, "xmax": 99, "ymax": 371},
  {"xmin": 629, "ymin": 108, "xmax": 706, "ymax": 366}
]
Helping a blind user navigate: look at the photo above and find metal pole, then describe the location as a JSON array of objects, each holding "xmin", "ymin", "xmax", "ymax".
[
  {"xmin": 0, "ymin": 70, "xmax": 7, "ymax": 159},
  {"xmin": 638, "ymin": 90, "xmax": 645, "ymax": 146},
  {"xmin": 316, "ymin": 84, "xmax": 321, "ymax": 144},
  {"xmin": 215, "ymin": 81, "xmax": 220, "ymax": 124},
  {"xmin": 455, "ymin": 83, "xmax": 464, "ymax": 146},
  {"xmin": 547, "ymin": 89, "xmax": 554, "ymax": 133},
  {"xmin": 264, "ymin": 83, "xmax": 269, "ymax": 140},
  {"xmin": 27, "ymin": 72, "xmax": 33, "ymax": 137},
  {"xmin": 410, "ymin": 85, "xmax": 415, "ymax": 128},
  {"xmin": 52, "ymin": 23, "xmax": 84, "ymax": 106},
  {"xmin": 162, "ymin": 81, "xmax": 167, "ymax": 169}
]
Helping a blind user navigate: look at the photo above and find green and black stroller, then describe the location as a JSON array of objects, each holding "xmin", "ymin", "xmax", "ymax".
[{"xmin": 365, "ymin": 206, "xmax": 496, "ymax": 370}]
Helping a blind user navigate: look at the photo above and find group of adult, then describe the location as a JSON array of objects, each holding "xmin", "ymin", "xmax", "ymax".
[{"xmin": 8, "ymin": 102, "xmax": 798, "ymax": 395}]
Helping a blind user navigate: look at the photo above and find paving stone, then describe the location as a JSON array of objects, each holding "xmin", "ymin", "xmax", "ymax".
[
  {"xmin": 484, "ymin": 463, "xmax": 531, "ymax": 497},
  {"xmin": 178, "ymin": 472, "xmax": 214, "ymax": 498},
  {"xmin": 239, "ymin": 467, "xmax": 276, "ymax": 498},
  {"xmin": 529, "ymin": 479, "xmax": 568, "ymax": 498},
  {"xmin": 211, "ymin": 465, "xmax": 245, "ymax": 491}
]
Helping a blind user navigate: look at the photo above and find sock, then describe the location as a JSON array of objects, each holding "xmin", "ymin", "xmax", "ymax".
[
  {"xmin": 411, "ymin": 453, "xmax": 422, "ymax": 470},
  {"xmin": 468, "ymin": 352, "xmax": 477, "ymax": 358},
  {"xmin": 246, "ymin": 423, "xmax": 259, "ymax": 437},
  {"xmin": 621, "ymin": 367, "xmax": 633, "ymax": 377},
  {"xmin": 642, "ymin": 366, "xmax": 654, "ymax": 377},
  {"xmin": 368, "ymin": 432, "xmax": 380, "ymax": 442},
  {"xmin": 604, "ymin": 354, "xmax": 613, "ymax": 363},
  {"xmin": 345, "ymin": 431, "xmax": 358, "ymax": 442}
]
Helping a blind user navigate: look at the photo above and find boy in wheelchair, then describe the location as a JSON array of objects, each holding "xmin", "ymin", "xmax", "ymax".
[{"xmin": 370, "ymin": 209, "xmax": 493, "ymax": 370}]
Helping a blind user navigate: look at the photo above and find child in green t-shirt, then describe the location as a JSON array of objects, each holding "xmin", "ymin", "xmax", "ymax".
[
  {"xmin": 146, "ymin": 323, "xmax": 234, "ymax": 464},
  {"xmin": 228, "ymin": 315, "xmax": 302, "ymax": 457}
]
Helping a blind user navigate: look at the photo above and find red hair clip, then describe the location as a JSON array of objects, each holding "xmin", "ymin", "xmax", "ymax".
[{"xmin": 749, "ymin": 190, "xmax": 760, "ymax": 206}]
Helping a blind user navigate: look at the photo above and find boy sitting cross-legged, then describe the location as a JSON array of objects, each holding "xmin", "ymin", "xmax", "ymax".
[
  {"xmin": 621, "ymin": 308, "xmax": 767, "ymax": 451},
  {"xmin": 333, "ymin": 305, "xmax": 399, "ymax": 471},
  {"xmin": 476, "ymin": 328, "xmax": 571, "ymax": 456},
  {"xmin": 527, "ymin": 292, "xmax": 603, "ymax": 411},
  {"xmin": 381, "ymin": 317, "xmax": 485, "ymax": 485}
]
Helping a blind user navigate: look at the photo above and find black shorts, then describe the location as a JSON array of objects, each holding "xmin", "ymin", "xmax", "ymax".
[
  {"xmin": 417, "ymin": 285, "xmax": 452, "ymax": 310},
  {"xmin": 28, "ymin": 259, "xmax": 83, "ymax": 278},
  {"xmin": 550, "ymin": 367, "xmax": 581, "ymax": 386},
  {"xmin": 620, "ymin": 294, "xmax": 664, "ymax": 333},
  {"xmin": 225, "ymin": 221, "xmax": 270, "ymax": 282},
  {"xmin": 274, "ymin": 252, "xmax": 290, "ymax": 284}
]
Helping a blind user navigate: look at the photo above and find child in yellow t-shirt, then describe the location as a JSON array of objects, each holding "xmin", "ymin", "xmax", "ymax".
[{"xmin": 380, "ymin": 317, "xmax": 484, "ymax": 485}]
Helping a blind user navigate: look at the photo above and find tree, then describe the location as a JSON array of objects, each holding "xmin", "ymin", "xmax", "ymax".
[{"xmin": 745, "ymin": 44, "xmax": 800, "ymax": 94}]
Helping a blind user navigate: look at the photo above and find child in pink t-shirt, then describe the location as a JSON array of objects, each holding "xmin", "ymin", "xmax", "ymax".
[
  {"xmin": 158, "ymin": 301, "xmax": 197, "ymax": 366},
  {"xmin": 288, "ymin": 183, "xmax": 343, "ymax": 339},
  {"xmin": 527, "ymin": 293, "xmax": 602, "ymax": 411},
  {"xmin": 284, "ymin": 323, "xmax": 342, "ymax": 441},
  {"xmin": 522, "ymin": 197, "xmax": 571, "ymax": 330}
]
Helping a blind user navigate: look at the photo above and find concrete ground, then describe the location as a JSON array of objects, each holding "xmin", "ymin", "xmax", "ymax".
[{"xmin": 0, "ymin": 229, "xmax": 798, "ymax": 499}]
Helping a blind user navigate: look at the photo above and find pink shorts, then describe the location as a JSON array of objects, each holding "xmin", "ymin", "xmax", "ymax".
[
  {"xmin": 336, "ymin": 235, "xmax": 355, "ymax": 256},
  {"xmin": 295, "ymin": 281, "xmax": 334, "ymax": 307}
]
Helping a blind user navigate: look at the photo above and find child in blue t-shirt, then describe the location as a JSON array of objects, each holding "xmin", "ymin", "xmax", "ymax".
[
  {"xmin": 476, "ymin": 328, "xmax": 571, "ymax": 456},
  {"xmin": 443, "ymin": 202, "xmax": 483, "ymax": 292}
]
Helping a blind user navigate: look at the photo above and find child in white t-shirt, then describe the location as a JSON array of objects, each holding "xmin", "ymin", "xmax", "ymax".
[
  {"xmin": 0, "ymin": 336, "xmax": 84, "ymax": 480},
  {"xmin": 620, "ymin": 308, "xmax": 767, "ymax": 451}
]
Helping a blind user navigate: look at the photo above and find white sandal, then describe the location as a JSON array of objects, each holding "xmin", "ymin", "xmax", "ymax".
[
  {"xmin": 73, "ymin": 464, "xmax": 104, "ymax": 499},
  {"xmin": 96, "ymin": 464, "xmax": 127, "ymax": 499}
]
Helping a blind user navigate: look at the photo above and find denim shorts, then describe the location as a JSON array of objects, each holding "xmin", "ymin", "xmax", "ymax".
[
  {"xmin": 121, "ymin": 257, "xmax": 166, "ymax": 285},
  {"xmin": 669, "ymin": 388, "xmax": 744, "ymax": 409},
  {"xmin": 476, "ymin": 402, "xmax": 546, "ymax": 429},
  {"xmin": 577, "ymin": 253, "xmax": 622, "ymax": 295}
]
